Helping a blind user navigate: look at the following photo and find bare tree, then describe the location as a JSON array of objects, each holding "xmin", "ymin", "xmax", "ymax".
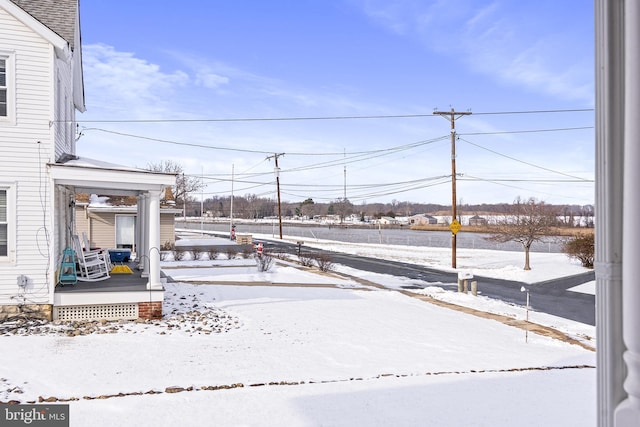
[
  {"xmin": 245, "ymin": 194, "xmax": 260, "ymax": 219},
  {"xmin": 486, "ymin": 197, "xmax": 557, "ymax": 270},
  {"xmin": 147, "ymin": 160, "xmax": 204, "ymax": 210},
  {"xmin": 333, "ymin": 197, "xmax": 354, "ymax": 222}
]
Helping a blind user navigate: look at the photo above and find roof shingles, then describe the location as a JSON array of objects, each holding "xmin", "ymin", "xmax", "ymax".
[{"xmin": 9, "ymin": 0, "xmax": 78, "ymax": 49}]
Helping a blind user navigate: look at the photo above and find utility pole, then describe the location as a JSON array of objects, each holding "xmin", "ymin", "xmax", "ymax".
[
  {"xmin": 433, "ymin": 108, "xmax": 472, "ymax": 268},
  {"xmin": 343, "ymin": 148, "xmax": 347, "ymax": 201},
  {"xmin": 343, "ymin": 148, "xmax": 347, "ymax": 224},
  {"xmin": 200, "ymin": 166, "xmax": 204, "ymax": 235},
  {"xmin": 230, "ymin": 164, "xmax": 234, "ymax": 240},
  {"xmin": 181, "ymin": 172, "xmax": 186, "ymax": 222},
  {"xmin": 267, "ymin": 153, "xmax": 285, "ymax": 239}
]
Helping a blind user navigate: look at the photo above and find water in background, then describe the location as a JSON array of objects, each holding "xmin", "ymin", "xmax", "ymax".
[{"xmin": 178, "ymin": 220, "xmax": 566, "ymax": 253}]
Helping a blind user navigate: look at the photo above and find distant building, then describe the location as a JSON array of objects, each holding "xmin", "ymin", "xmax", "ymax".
[
  {"xmin": 376, "ymin": 216, "xmax": 399, "ymax": 225},
  {"xmin": 468, "ymin": 215, "xmax": 488, "ymax": 226},
  {"xmin": 408, "ymin": 214, "xmax": 438, "ymax": 225}
]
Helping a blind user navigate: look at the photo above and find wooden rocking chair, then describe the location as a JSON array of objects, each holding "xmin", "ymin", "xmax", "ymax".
[
  {"xmin": 72, "ymin": 235, "xmax": 110, "ymax": 282},
  {"xmin": 82, "ymin": 232, "xmax": 112, "ymax": 271}
]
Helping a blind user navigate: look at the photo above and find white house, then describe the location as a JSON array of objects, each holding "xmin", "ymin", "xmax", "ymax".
[
  {"xmin": 375, "ymin": 216, "xmax": 399, "ymax": 225},
  {"xmin": 0, "ymin": 0, "xmax": 175, "ymax": 322},
  {"xmin": 74, "ymin": 192, "xmax": 182, "ymax": 254}
]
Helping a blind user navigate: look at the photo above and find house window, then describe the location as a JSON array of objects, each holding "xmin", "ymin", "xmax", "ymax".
[
  {"xmin": 0, "ymin": 58, "xmax": 7, "ymax": 117},
  {"xmin": 0, "ymin": 185, "xmax": 15, "ymax": 260},
  {"xmin": 115, "ymin": 215, "xmax": 135, "ymax": 250},
  {"xmin": 0, "ymin": 52, "xmax": 15, "ymax": 123},
  {"xmin": 0, "ymin": 189, "xmax": 7, "ymax": 256}
]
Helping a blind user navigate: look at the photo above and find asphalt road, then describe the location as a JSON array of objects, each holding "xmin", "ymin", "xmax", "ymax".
[{"xmin": 258, "ymin": 238, "xmax": 596, "ymax": 326}]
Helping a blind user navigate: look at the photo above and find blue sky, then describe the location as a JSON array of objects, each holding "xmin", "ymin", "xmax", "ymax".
[{"xmin": 77, "ymin": 1, "xmax": 594, "ymax": 206}]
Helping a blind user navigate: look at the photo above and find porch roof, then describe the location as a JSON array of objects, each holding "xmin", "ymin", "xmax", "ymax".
[
  {"xmin": 83, "ymin": 206, "xmax": 183, "ymax": 214},
  {"xmin": 49, "ymin": 156, "xmax": 176, "ymax": 195}
]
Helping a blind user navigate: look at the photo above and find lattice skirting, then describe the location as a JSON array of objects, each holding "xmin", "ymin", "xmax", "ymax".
[{"xmin": 54, "ymin": 303, "xmax": 139, "ymax": 321}]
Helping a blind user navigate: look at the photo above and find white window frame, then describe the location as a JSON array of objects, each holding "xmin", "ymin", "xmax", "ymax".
[
  {"xmin": 0, "ymin": 51, "xmax": 16, "ymax": 125},
  {"xmin": 0, "ymin": 183, "xmax": 17, "ymax": 264},
  {"xmin": 115, "ymin": 214, "xmax": 136, "ymax": 251}
]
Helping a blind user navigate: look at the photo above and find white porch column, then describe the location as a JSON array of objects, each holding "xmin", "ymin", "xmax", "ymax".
[
  {"xmin": 595, "ymin": 1, "xmax": 626, "ymax": 426},
  {"xmin": 135, "ymin": 194, "xmax": 142, "ymax": 270},
  {"xmin": 616, "ymin": 0, "xmax": 640, "ymax": 424},
  {"xmin": 137, "ymin": 194, "xmax": 149, "ymax": 277},
  {"xmin": 146, "ymin": 191, "xmax": 162, "ymax": 290},
  {"xmin": 56, "ymin": 186, "xmax": 66, "ymax": 255}
]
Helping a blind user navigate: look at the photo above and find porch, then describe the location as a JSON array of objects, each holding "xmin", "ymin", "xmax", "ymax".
[
  {"xmin": 49, "ymin": 157, "xmax": 176, "ymax": 322},
  {"xmin": 53, "ymin": 266, "xmax": 166, "ymax": 321}
]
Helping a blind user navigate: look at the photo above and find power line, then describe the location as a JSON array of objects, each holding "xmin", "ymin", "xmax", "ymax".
[
  {"xmin": 99, "ymin": 104, "xmax": 594, "ymax": 204},
  {"xmin": 204, "ymin": 171, "xmax": 454, "ymax": 191},
  {"xmin": 471, "ymin": 108, "xmax": 593, "ymax": 116},
  {"xmin": 73, "ymin": 108, "xmax": 593, "ymax": 124},
  {"xmin": 77, "ymin": 114, "xmax": 434, "ymax": 123},
  {"xmin": 459, "ymin": 177, "xmax": 594, "ymax": 183},
  {"xmin": 188, "ymin": 133, "xmax": 592, "ymax": 203},
  {"xmin": 459, "ymin": 126, "xmax": 593, "ymax": 136},
  {"xmin": 282, "ymin": 136, "xmax": 448, "ymax": 172},
  {"xmin": 82, "ymin": 127, "xmax": 275, "ymax": 154},
  {"xmin": 458, "ymin": 137, "xmax": 591, "ymax": 181},
  {"xmin": 81, "ymin": 127, "xmax": 451, "ymax": 157},
  {"xmin": 281, "ymin": 176, "xmax": 452, "ymax": 202},
  {"xmin": 459, "ymin": 174, "xmax": 592, "ymax": 202},
  {"xmin": 283, "ymin": 175, "xmax": 451, "ymax": 192},
  {"xmin": 194, "ymin": 133, "xmax": 593, "ymax": 201},
  {"xmin": 81, "ymin": 125, "xmax": 592, "ymax": 158}
]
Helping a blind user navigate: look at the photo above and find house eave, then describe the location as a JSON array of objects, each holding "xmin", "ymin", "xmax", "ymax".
[
  {"xmin": 85, "ymin": 206, "xmax": 182, "ymax": 214},
  {"xmin": 1, "ymin": 0, "xmax": 68, "ymax": 51},
  {"xmin": 49, "ymin": 157, "xmax": 176, "ymax": 193}
]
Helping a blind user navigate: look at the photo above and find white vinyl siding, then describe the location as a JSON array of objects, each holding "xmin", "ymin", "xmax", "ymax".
[
  {"xmin": 53, "ymin": 59, "xmax": 74, "ymax": 159},
  {"xmin": 87, "ymin": 211, "xmax": 118, "ymax": 249},
  {"xmin": 160, "ymin": 213, "xmax": 176, "ymax": 246},
  {"xmin": 0, "ymin": 8, "xmax": 55, "ymax": 304}
]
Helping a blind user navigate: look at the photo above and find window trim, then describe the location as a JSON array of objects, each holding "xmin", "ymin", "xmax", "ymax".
[
  {"xmin": 115, "ymin": 214, "xmax": 136, "ymax": 251},
  {"xmin": 0, "ymin": 183, "xmax": 16, "ymax": 264},
  {"xmin": 0, "ymin": 51, "xmax": 16, "ymax": 125}
]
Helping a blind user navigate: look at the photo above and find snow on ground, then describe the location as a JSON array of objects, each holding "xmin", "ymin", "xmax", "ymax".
[
  {"xmin": 232, "ymin": 231, "xmax": 597, "ymax": 347},
  {"xmin": 1, "ymin": 234, "xmax": 597, "ymax": 426}
]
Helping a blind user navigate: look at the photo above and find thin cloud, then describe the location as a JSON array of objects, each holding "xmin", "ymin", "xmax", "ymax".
[
  {"xmin": 82, "ymin": 44, "xmax": 414, "ymax": 123},
  {"xmin": 354, "ymin": 0, "xmax": 593, "ymax": 103},
  {"xmin": 83, "ymin": 43, "xmax": 189, "ymax": 115},
  {"xmin": 195, "ymin": 72, "xmax": 230, "ymax": 90},
  {"xmin": 164, "ymin": 50, "xmax": 407, "ymax": 117}
]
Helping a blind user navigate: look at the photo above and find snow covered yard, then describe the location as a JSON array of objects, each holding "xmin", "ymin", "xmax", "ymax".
[{"xmin": 1, "ymin": 237, "xmax": 597, "ymax": 426}]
